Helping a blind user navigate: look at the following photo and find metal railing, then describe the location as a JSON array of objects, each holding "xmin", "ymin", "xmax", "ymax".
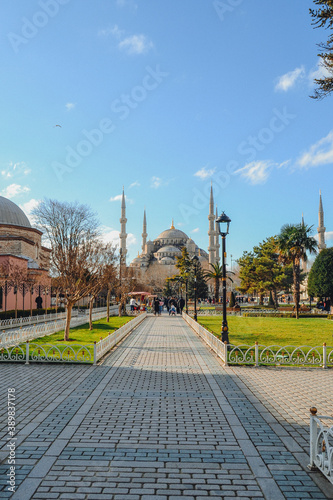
[
  {"xmin": 0, "ymin": 312, "xmax": 147, "ymax": 364},
  {"xmin": 309, "ymin": 408, "xmax": 333, "ymax": 484},
  {"xmin": 182, "ymin": 312, "xmax": 333, "ymax": 368},
  {"xmin": 196, "ymin": 308, "xmax": 328, "ymax": 316},
  {"xmin": 0, "ymin": 310, "xmax": 76, "ymax": 330},
  {"xmin": 183, "ymin": 312, "xmax": 227, "ymax": 364},
  {"xmin": 0, "ymin": 305, "xmax": 121, "ymax": 331},
  {"xmin": 95, "ymin": 312, "xmax": 147, "ymax": 362},
  {"xmin": 0, "ymin": 306, "xmax": 119, "ymax": 348}
]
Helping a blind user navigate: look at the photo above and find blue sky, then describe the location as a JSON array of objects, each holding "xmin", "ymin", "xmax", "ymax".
[{"xmin": 1, "ymin": 0, "xmax": 332, "ymax": 264}]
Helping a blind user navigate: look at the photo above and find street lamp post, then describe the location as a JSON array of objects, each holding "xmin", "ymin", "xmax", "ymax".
[
  {"xmin": 185, "ymin": 279, "xmax": 188, "ymax": 315},
  {"xmin": 192, "ymin": 256, "xmax": 199, "ymax": 322},
  {"xmin": 216, "ymin": 211, "xmax": 231, "ymax": 344}
]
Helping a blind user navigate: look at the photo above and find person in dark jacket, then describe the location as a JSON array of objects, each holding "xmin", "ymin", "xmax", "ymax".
[
  {"xmin": 154, "ymin": 298, "xmax": 160, "ymax": 316},
  {"xmin": 178, "ymin": 297, "xmax": 185, "ymax": 313}
]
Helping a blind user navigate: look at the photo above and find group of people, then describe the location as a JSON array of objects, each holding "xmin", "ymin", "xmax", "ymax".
[{"xmin": 152, "ymin": 296, "xmax": 186, "ymax": 316}]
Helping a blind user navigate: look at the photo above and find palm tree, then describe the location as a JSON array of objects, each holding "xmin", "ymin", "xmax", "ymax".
[
  {"xmin": 277, "ymin": 223, "xmax": 317, "ymax": 319},
  {"xmin": 204, "ymin": 262, "xmax": 233, "ymax": 303}
]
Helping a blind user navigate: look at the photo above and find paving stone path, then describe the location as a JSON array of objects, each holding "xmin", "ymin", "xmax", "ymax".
[{"xmin": 0, "ymin": 315, "xmax": 332, "ymax": 499}]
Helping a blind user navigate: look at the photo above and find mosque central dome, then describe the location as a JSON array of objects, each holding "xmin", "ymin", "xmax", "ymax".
[
  {"xmin": 0, "ymin": 196, "xmax": 31, "ymax": 228},
  {"xmin": 155, "ymin": 221, "xmax": 188, "ymax": 242}
]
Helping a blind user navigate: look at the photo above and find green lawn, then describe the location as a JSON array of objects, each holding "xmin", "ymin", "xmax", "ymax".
[
  {"xmin": 31, "ymin": 316, "xmax": 133, "ymax": 345},
  {"xmin": 18, "ymin": 316, "xmax": 134, "ymax": 363},
  {"xmin": 198, "ymin": 315, "xmax": 333, "ymax": 346}
]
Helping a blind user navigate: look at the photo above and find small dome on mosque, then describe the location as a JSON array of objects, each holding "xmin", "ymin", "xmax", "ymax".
[
  {"xmin": 0, "ymin": 196, "xmax": 31, "ymax": 228},
  {"xmin": 160, "ymin": 256, "xmax": 174, "ymax": 265},
  {"xmin": 156, "ymin": 245, "xmax": 181, "ymax": 254}
]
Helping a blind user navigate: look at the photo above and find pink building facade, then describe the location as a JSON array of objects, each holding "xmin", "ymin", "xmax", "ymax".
[{"xmin": 0, "ymin": 197, "xmax": 51, "ymax": 313}]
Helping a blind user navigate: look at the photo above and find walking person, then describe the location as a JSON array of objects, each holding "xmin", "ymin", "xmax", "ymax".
[{"xmin": 154, "ymin": 297, "xmax": 160, "ymax": 316}]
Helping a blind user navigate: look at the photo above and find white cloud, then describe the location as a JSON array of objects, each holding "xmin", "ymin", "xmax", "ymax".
[
  {"xmin": 191, "ymin": 228, "xmax": 200, "ymax": 233},
  {"xmin": 19, "ymin": 198, "xmax": 40, "ymax": 215},
  {"xmin": 99, "ymin": 23, "xmax": 152, "ymax": 55},
  {"xmin": 1, "ymin": 162, "xmax": 31, "ymax": 179},
  {"xmin": 278, "ymin": 159, "xmax": 291, "ymax": 169},
  {"xmin": 275, "ymin": 66, "xmax": 305, "ymax": 92},
  {"xmin": 2, "ymin": 184, "xmax": 30, "ymax": 199},
  {"xmin": 129, "ymin": 181, "xmax": 140, "ymax": 189},
  {"xmin": 116, "ymin": 0, "xmax": 138, "ymax": 11},
  {"xmin": 309, "ymin": 59, "xmax": 331, "ymax": 83},
  {"xmin": 1, "ymin": 170, "xmax": 12, "ymax": 178},
  {"xmin": 100, "ymin": 226, "xmax": 137, "ymax": 248},
  {"xmin": 194, "ymin": 167, "xmax": 216, "ymax": 180},
  {"xmin": 119, "ymin": 34, "xmax": 153, "ymax": 55},
  {"xmin": 325, "ymin": 231, "xmax": 333, "ymax": 241},
  {"xmin": 109, "ymin": 194, "xmax": 134, "ymax": 204},
  {"xmin": 65, "ymin": 102, "xmax": 76, "ymax": 111},
  {"xmin": 19, "ymin": 199, "xmax": 40, "ymax": 225},
  {"xmin": 110, "ymin": 194, "xmax": 122, "ymax": 202},
  {"xmin": 177, "ymin": 222, "xmax": 185, "ymax": 227},
  {"xmin": 235, "ymin": 161, "xmax": 272, "ymax": 185},
  {"xmin": 297, "ymin": 130, "xmax": 333, "ymax": 168},
  {"xmin": 151, "ymin": 176, "xmax": 162, "ymax": 189},
  {"xmin": 98, "ymin": 24, "xmax": 124, "ymax": 39}
]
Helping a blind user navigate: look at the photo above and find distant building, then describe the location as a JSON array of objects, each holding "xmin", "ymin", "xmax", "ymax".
[
  {"xmin": 119, "ymin": 185, "xmax": 222, "ymax": 271},
  {"xmin": 0, "ymin": 196, "xmax": 51, "ymax": 312}
]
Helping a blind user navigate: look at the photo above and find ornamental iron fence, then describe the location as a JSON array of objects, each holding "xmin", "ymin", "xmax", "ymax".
[
  {"xmin": 0, "ymin": 310, "xmax": 76, "ymax": 329},
  {"xmin": 0, "ymin": 312, "xmax": 147, "ymax": 365},
  {"xmin": 196, "ymin": 308, "xmax": 327, "ymax": 316},
  {"xmin": 0, "ymin": 307, "xmax": 119, "ymax": 348},
  {"xmin": 0, "ymin": 305, "xmax": 120, "ymax": 331},
  {"xmin": 182, "ymin": 312, "xmax": 333, "ymax": 368},
  {"xmin": 309, "ymin": 408, "xmax": 333, "ymax": 485}
]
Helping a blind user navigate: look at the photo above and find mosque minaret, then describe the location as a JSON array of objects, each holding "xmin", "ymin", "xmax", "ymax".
[
  {"xmin": 119, "ymin": 187, "xmax": 127, "ymax": 264},
  {"xmin": 142, "ymin": 209, "xmax": 148, "ymax": 253},
  {"xmin": 318, "ymin": 190, "xmax": 326, "ymax": 252}
]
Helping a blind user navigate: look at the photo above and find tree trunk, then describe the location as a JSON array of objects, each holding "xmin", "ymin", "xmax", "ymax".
[
  {"xmin": 215, "ymin": 277, "xmax": 219, "ymax": 303},
  {"xmin": 293, "ymin": 261, "xmax": 300, "ymax": 319},
  {"xmin": 30, "ymin": 291, "xmax": 33, "ymax": 317},
  {"xmin": 107, "ymin": 289, "xmax": 110, "ymax": 322},
  {"xmin": 273, "ymin": 288, "xmax": 278, "ymax": 309},
  {"xmin": 64, "ymin": 302, "xmax": 73, "ymax": 341},
  {"xmin": 15, "ymin": 292, "xmax": 18, "ymax": 319},
  {"xmin": 56, "ymin": 292, "xmax": 59, "ymax": 314},
  {"xmin": 259, "ymin": 293, "xmax": 264, "ymax": 306},
  {"xmin": 89, "ymin": 297, "xmax": 94, "ymax": 330}
]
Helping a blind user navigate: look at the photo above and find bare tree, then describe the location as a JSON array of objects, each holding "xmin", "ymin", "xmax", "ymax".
[
  {"xmin": 0, "ymin": 260, "xmax": 29, "ymax": 318},
  {"xmin": 310, "ymin": 1, "xmax": 333, "ymax": 99},
  {"xmin": 51, "ymin": 275, "xmax": 63, "ymax": 314},
  {"xmin": 116, "ymin": 264, "xmax": 138, "ymax": 316},
  {"xmin": 33, "ymin": 199, "xmax": 105, "ymax": 341},
  {"xmin": 85, "ymin": 244, "xmax": 117, "ymax": 330}
]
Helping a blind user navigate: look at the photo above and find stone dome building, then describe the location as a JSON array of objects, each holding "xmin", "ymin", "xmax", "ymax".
[
  {"xmin": 0, "ymin": 196, "xmax": 51, "ymax": 312},
  {"xmin": 129, "ymin": 218, "xmax": 209, "ymax": 270},
  {"xmin": 119, "ymin": 184, "xmax": 221, "ymax": 272}
]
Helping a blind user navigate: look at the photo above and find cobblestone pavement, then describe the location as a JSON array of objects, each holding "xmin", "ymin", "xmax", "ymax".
[{"xmin": 0, "ymin": 315, "xmax": 332, "ymax": 499}]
